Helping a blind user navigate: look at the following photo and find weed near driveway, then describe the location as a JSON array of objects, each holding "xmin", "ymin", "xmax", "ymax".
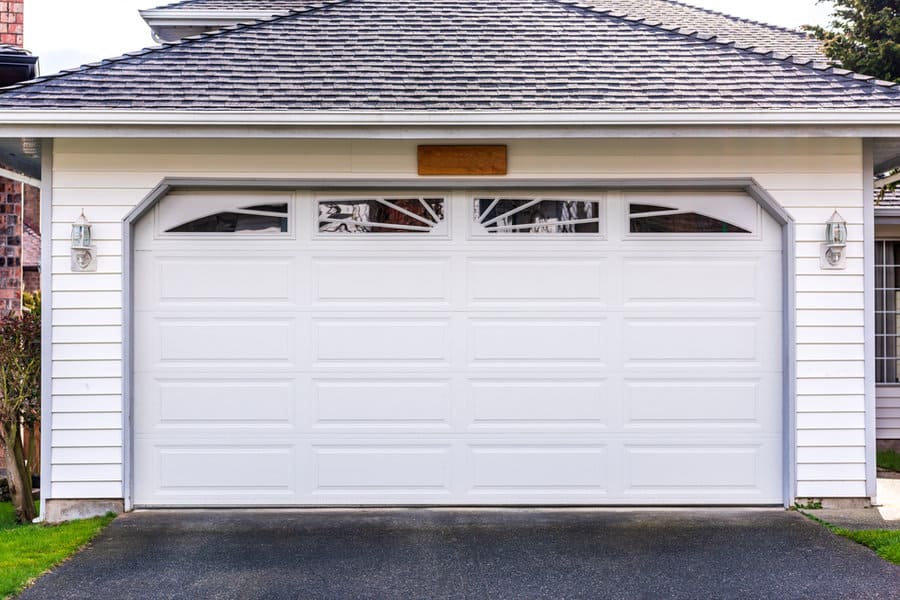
[{"xmin": 0, "ymin": 502, "xmax": 114, "ymax": 598}]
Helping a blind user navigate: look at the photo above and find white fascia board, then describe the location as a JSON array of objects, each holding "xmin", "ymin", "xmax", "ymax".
[
  {"xmin": 139, "ymin": 9, "xmax": 278, "ymax": 28},
  {"xmin": 3, "ymin": 110, "xmax": 900, "ymax": 139},
  {"xmin": 1, "ymin": 110, "xmax": 900, "ymax": 127}
]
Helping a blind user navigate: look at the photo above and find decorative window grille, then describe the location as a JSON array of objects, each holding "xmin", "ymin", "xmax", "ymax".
[
  {"xmin": 472, "ymin": 197, "xmax": 602, "ymax": 235},
  {"xmin": 318, "ymin": 197, "xmax": 446, "ymax": 234}
]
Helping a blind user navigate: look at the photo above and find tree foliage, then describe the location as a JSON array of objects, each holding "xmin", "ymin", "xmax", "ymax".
[
  {"xmin": 0, "ymin": 310, "xmax": 41, "ymax": 523},
  {"xmin": 806, "ymin": 0, "xmax": 900, "ymax": 82}
]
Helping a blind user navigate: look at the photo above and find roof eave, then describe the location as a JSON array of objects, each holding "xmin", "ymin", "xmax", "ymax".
[
  {"xmin": 140, "ymin": 8, "xmax": 280, "ymax": 28},
  {"xmin": 139, "ymin": 8, "xmax": 281, "ymax": 41},
  {"xmin": 2, "ymin": 109, "xmax": 900, "ymax": 127}
]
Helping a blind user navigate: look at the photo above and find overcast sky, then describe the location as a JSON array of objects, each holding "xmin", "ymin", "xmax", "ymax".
[{"xmin": 25, "ymin": 0, "xmax": 836, "ymax": 76}]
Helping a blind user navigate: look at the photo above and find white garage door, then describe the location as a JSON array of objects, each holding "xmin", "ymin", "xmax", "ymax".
[{"xmin": 133, "ymin": 189, "xmax": 783, "ymax": 506}]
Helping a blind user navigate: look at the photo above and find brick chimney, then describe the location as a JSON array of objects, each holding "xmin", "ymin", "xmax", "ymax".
[{"xmin": 0, "ymin": 2, "xmax": 23, "ymax": 47}]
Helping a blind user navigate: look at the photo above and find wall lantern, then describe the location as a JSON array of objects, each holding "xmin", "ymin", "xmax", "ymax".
[
  {"xmin": 820, "ymin": 210, "xmax": 848, "ymax": 270},
  {"xmin": 71, "ymin": 210, "xmax": 97, "ymax": 272}
]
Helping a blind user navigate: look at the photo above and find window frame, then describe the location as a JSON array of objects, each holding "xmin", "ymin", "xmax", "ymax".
[{"xmin": 876, "ymin": 238, "xmax": 900, "ymax": 386}]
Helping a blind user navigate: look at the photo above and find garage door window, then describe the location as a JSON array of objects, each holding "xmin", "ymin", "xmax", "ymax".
[
  {"xmin": 472, "ymin": 197, "xmax": 602, "ymax": 235},
  {"xmin": 317, "ymin": 197, "xmax": 446, "ymax": 234},
  {"xmin": 629, "ymin": 203, "xmax": 750, "ymax": 234},
  {"xmin": 166, "ymin": 203, "xmax": 289, "ymax": 234},
  {"xmin": 626, "ymin": 192, "xmax": 758, "ymax": 236}
]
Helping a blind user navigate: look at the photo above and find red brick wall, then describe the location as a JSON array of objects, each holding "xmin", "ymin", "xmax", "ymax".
[
  {"xmin": 0, "ymin": 2, "xmax": 24, "ymax": 47},
  {"xmin": 0, "ymin": 177, "xmax": 22, "ymax": 316},
  {"xmin": 23, "ymin": 183, "xmax": 38, "ymax": 232}
]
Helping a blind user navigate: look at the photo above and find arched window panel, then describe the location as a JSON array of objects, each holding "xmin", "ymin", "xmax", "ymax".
[
  {"xmin": 317, "ymin": 197, "xmax": 447, "ymax": 235},
  {"xmin": 167, "ymin": 211, "xmax": 288, "ymax": 234},
  {"xmin": 157, "ymin": 192, "xmax": 293, "ymax": 236},
  {"xmin": 626, "ymin": 192, "xmax": 758, "ymax": 235},
  {"xmin": 473, "ymin": 197, "xmax": 602, "ymax": 235}
]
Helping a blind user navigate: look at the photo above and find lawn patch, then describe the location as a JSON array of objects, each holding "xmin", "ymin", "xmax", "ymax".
[
  {"xmin": 878, "ymin": 450, "xmax": 900, "ymax": 473},
  {"xmin": 0, "ymin": 503, "xmax": 114, "ymax": 598},
  {"xmin": 839, "ymin": 530, "xmax": 900, "ymax": 565}
]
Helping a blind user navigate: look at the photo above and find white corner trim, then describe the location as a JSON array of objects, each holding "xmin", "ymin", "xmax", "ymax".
[
  {"xmin": 38, "ymin": 139, "xmax": 52, "ymax": 517},
  {"xmin": 864, "ymin": 140, "xmax": 878, "ymax": 503}
]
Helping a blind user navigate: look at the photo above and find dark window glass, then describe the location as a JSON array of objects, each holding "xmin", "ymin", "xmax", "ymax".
[
  {"xmin": 167, "ymin": 212, "xmax": 288, "ymax": 233},
  {"xmin": 318, "ymin": 198, "xmax": 445, "ymax": 234},
  {"xmin": 630, "ymin": 204, "xmax": 674, "ymax": 215},
  {"xmin": 630, "ymin": 212, "xmax": 749, "ymax": 234},
  {"xmin": 241, "ymin": 203, "xmax": 289, "ymax": 214},
  {"xmin": 476, "ymin": 198, "xmax": 601, "ymax": 234}
]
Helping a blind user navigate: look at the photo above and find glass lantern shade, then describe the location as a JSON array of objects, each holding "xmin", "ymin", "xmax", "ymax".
[
  {"xmin": 825, "ymin": 211, "xmax": 847, "ymax": 247},
  {"xmin": 72, "ymin": 212, "xmax": 92, "ymax": 249}
]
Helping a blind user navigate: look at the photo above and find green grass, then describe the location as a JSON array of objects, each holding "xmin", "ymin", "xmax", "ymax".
[
  {"xmin": 0, "ymin": 502, "xmax": 114, "ymax": 599},
  {"xmin": 800, "ymin": 510, "xmax": 900, "ymax": 566},
  {"xmin": 877, "ymin": 450, "xmax": 900, "ymax": 473},
  {"xmin": 839, "ymin": 530, "xmax": 900, "ymax": 565}
]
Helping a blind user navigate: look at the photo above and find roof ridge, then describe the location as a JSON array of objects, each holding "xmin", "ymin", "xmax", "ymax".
[
  {"xmin": 0, "ymin": 0, "xmax": 355, "ymax": 94},
  {"xmin": 652, "ymin": 0, "xmax": 814, "ymax": 40},
  {"xmin": 549, "ymin": 0, "xmax": 899, "ymax": 91}
]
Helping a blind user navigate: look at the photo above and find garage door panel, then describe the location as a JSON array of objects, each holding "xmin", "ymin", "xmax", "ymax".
[
  {"xmin": 622, "ymin": 256, "xmax": 777, "ymax": 307},
  {"xmin": 314, "ymin": 319, "xmax": 450, "ymax": 364},
  {"xmin": 155, "ymin": 319, "xmax": 297, "ymax": 365},
  {"xmin": 469, "ymin": 319, "xmax": 607, "ymax": 365},
  {"xmin": 134, "ymin": 379, "xmax": 298, "ymax": 433},
  {"xmin": 469, "ymin": 445, "xmax": 608, "ymax": 494},
  {"xmin": 312, "ymin": 379, "xmax": 453, "ymax": 429},
  {"xmin": 622, "ymin": 442, "xmax": 781, "ymax": 499},
  {"xmin": 313, "ymin": 257, "xmax": 452, "ymax": 305},
  {"xmin": 624, "ymin": 317, "xmax": 775, "ymax": 366},
  {"xmin": 623, "ymin": 377, "xmax": 782, "ymax": 432},
  {"xmin": 468, "ymin": 379, "xmax": 609, "ymax": 430},
  {"xmin": 140, "ymin": 445, "xmax": 297, "ymax": 499},
  {"xmin": 312, "ymin": 445, "xmax": 452, "ymax": 494},
  {"xmin": 467, "ymin": 258, "xmax": 607, "ymax": 306},
  {"xmin": 155, "ymin": 256, "xmax": 298, "ymax": 306}
]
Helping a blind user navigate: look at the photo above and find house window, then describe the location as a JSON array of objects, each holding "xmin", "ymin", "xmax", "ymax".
[
  {"xmin": 317, "ymin": 197, "xmax": 446, "ymax": 234},
  {"xmin": 877, "ymin": 240, "xmax": 900, "ymax": 383},
  {"xmin": 472, "ymin": 197, "xmax": 602, "ymax": 235},
  {"xmin": 629, "ymin": 203, "xmax": 750, "ymax": 234},
  {"xmin": 166, "ymin": 203, "xmax": 289, "ymax": 234}
]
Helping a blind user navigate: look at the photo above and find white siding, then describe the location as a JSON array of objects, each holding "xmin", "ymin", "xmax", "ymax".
[
  {"xmin": 877, "ymin": 386, "xmax": 900, "ymax": 440},
  {"xmin": 48, "ymin": 137, "xmax": 867, "ymax": 501}
]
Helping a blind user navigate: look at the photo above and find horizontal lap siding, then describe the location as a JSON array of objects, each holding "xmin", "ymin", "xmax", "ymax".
[
  {"xmin": 877, "ymin": 387, "xmax": 900, "ymax": 440},
  {"xmin": 49, "ymin": 137, "xmax": 866, "ymax": 501}
]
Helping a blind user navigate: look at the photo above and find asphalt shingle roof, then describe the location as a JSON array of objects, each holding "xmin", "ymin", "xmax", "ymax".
[
  {"xmin": 0, "ymin": 0, "xmax": 895, "ymax": 112},
  {"xmin": 152, "ymin": 0, "xmax": 826, "ymax": 62}
]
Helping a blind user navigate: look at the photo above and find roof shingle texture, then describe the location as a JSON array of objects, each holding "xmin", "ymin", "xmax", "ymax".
[
  {"xmin": 153, "ymin": 0, "xmax": 825, "ymax": 62},
  {"xmin": 1, "ymin": 0, "xmax": 896, "ymax": 111}
]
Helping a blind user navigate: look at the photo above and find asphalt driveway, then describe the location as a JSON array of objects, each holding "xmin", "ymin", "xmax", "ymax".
[{"xmin": 18, "ymin": 509, "xmax": 900, "ymax": 600}]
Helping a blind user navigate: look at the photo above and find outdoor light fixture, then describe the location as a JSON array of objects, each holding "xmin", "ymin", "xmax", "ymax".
[
  {"xmin": 71, "ymin": 210, "xmax": 97, "ymax": 272},
  {"xmin": 820, "ymin": 210, "xmax": 848, "ymax": 270}
]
